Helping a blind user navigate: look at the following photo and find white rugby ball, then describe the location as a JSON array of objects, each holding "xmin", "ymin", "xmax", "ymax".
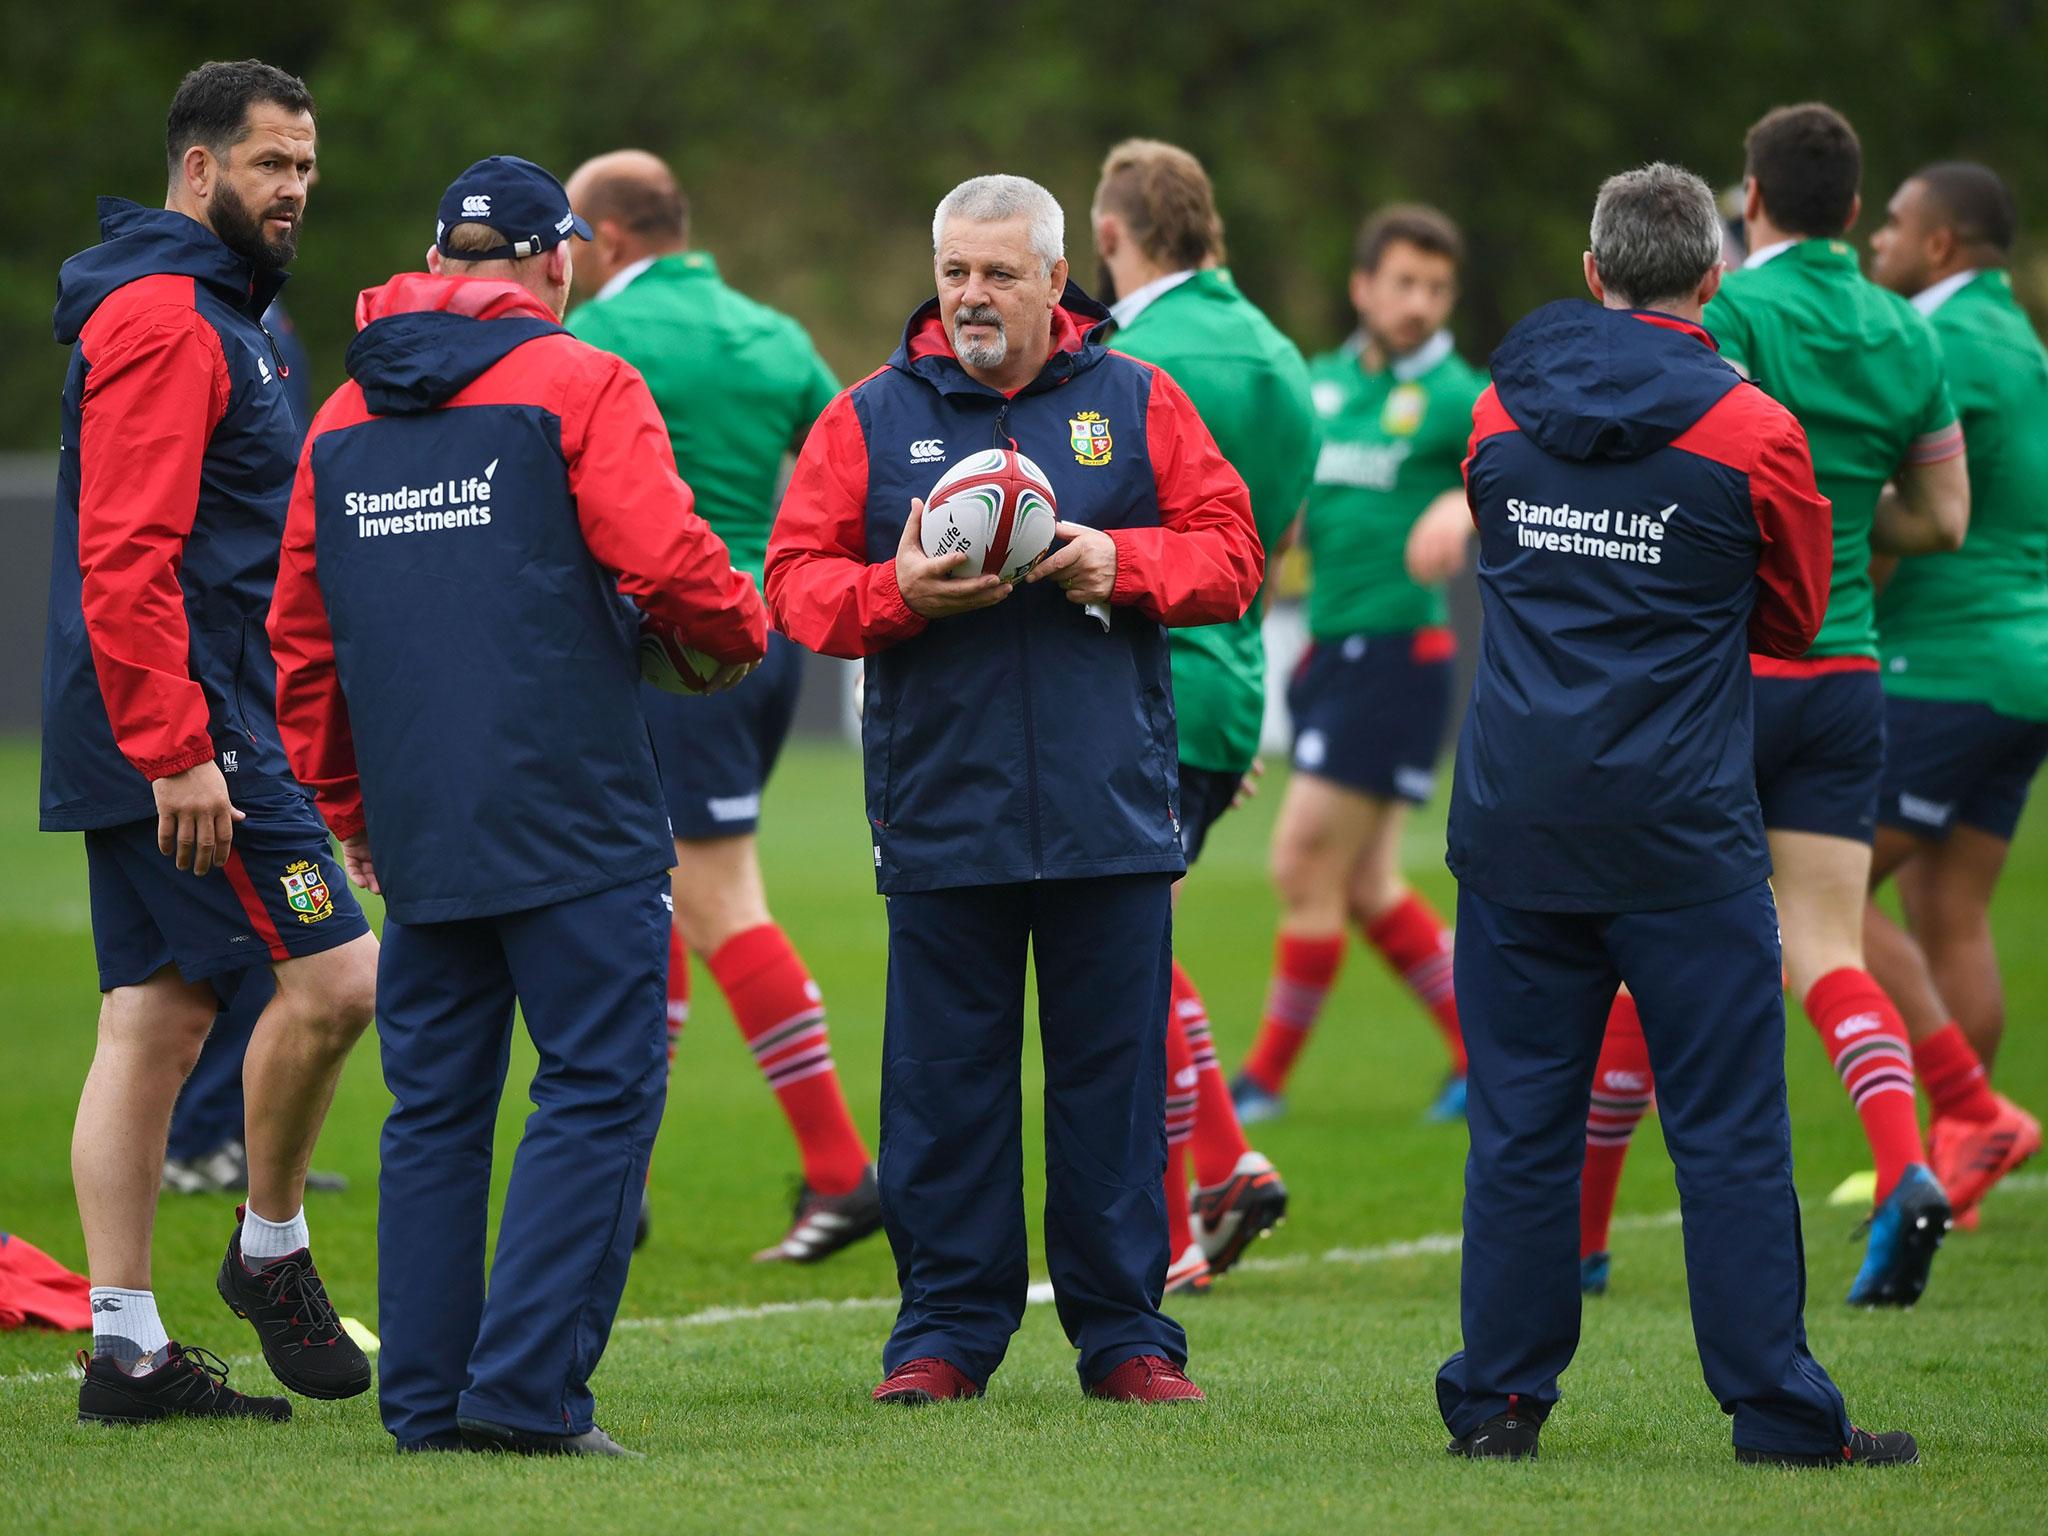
[
  {"xmin": 639, "ymin": 623, "xmax": 721, "ymax": 695},
  {"xmin": 921, "ymin": 448, "xmax": 1058, "ymax": 582}
]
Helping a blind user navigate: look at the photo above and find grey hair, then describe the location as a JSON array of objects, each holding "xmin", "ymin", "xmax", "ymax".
[
  {"xmin": 932, "ymin": 174, "xmax": 1065, "ymax": 275},
  {"xmin": 1589, "ymin": 162, "xmax": 1723, "ymax": 309}
]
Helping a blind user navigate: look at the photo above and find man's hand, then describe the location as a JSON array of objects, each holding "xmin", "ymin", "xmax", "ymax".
[
  {"xmin": 1405, "ymin": 491, "xmax": 1476, "ymax": 586},
  {"xmin": 897, "ymin": 498, "xmax": 1011, "ymax": 619},
  {"xmin": 152, "ymin": 760, "xmax": 244, "ymax": 877},
  {"xmin": 341, "ymin": 832, "xmax": 380, "ymax": 895},
  {"xmin": 703, "ymin": 660, "xmax": 759, "ymax": 693},
  {"xmin": 1231, "ymin": 758, "xmax": 1266, "ymax": 810},
  {"xmin": 1026, "ymin": 521, "xmax": 1118, "ymax": 604}
]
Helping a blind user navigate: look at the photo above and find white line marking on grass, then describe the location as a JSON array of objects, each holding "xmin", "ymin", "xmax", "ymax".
[{"xmin": 7, "ymin": 1174, "xmax": 2044, "ymax": 1389}]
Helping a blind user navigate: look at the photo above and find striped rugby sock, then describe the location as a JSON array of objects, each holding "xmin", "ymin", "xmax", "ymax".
[
  {"xmin": 1580, "ymin": 992, "xmax": 1653, "ymax": 1259},
  {"xmin": 1165, "ymin": 1006, "xmax": 1199, "ymax": 1260},
  {"xmin": 1805, "ymin": 967, "xmax": 1926, "ymax": 1203},
  {"xmin": 1241, "ymin": 932, "xmax": 1346, "ymax": 1096},
  {"xmin": 665, "ymin": 924, "xmax": 689, "ymax": 1068},
  {"xmin": 708, "ymin": 924, "xmax": 869, "ymax": 1197},
  {"xmin": 1362, "ymin": 892, "xmax": 1465, "ymax": 1075},
  {"xmin": 1174, "ymin": 960, "xmax": 1251, "ymax": 1187}
]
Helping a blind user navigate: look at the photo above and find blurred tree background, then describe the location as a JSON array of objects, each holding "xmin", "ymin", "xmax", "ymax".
[{"xmin": 4, "ymin": 0, "xmax": 2044, "ymax": 442}]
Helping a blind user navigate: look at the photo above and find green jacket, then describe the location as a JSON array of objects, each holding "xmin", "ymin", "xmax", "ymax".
[
  {"xmin": 1109, "ymin": 269, "xmax": 1317, "ymax": 773},
  {"xmin": 567, "ymin": 252, "xmax": 839, "ymax": 586}
]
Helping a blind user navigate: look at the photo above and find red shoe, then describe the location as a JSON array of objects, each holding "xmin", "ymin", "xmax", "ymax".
[
  {"xmin": 1930, "ymin": 1095, "xmax": 2042, "ymax": 1216},
  {"xmin": 872, "ymin": 1357, "xmax": 983, "ymax": 1405},
  {"xmin": 1086, "ymin": 1354, "xmax": 1205, "ymax": 1404}
]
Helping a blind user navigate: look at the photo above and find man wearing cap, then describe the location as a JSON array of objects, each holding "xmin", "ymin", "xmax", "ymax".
[{"xmin": 270, "ymin": 155, "xmax": 767, "ymax": 1456}]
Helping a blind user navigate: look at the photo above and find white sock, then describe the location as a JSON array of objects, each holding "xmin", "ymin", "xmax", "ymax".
[
  {"xmin": 241, "ymin": 1206, "xmax": 309, "ymax": 1266},
  {"xmin": 89, "ymin": 1286, "xmax": 169, "ymax": 1374}
]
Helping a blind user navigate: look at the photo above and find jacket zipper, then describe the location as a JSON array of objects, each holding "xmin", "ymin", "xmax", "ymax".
[
  {"xmin": 995, "ymin": 399, "xmax": 1044, "ymax": 878},
  {"xmin": 257, "ymin": 320, "xmax": 291, "ymax": 380}
]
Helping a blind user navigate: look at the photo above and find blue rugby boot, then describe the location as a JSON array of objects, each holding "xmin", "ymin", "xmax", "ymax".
[
  {"xmin": 1847, "ymin": 1164, "xmax": 1952, "ymax": 1307},
  {"xmin": 1229, "ymin": 1070, "xmax": 1286, "ymax": 1126},
  {"xmin": 1425, "ymin": 1072, "xmax": 1469, "ymax": 1123},
  {"xmin": 1579, "ymin": 1251, "xmax": 1610, "ymax": 1296}
]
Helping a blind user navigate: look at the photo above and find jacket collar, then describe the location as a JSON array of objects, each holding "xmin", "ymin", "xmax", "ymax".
[{"xmin": 888, "ymin": 280, "xmax": 1113, "ymax": 400}]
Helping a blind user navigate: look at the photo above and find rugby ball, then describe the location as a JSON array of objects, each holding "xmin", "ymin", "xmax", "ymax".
[
  {"xmin": 639, "ymin": 623, "xmax": 721, "ymax": 695},
  {"xmin": 921, "ymin": 448, "xmax": 1058, "ymax": 582}
]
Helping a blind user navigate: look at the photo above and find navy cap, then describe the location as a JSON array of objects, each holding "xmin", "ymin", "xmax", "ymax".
[{"xmin": 435, "ymin": 156, "xmax": 592, "ymax": 261}]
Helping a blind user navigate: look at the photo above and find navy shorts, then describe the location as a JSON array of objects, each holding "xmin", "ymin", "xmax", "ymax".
[
  {"xmin": 1878, "ymin": 694, "xmax": 2048, "ymax": 842},
  {"xmin": 1287, "ymin": 628, "xmax": 1455, "ymax": 803},
  {"xmin": 645, "ymin": 630, "xmax": 803, "ymax": 840},
  {"xmin": 1752, "ymin": 668, "xmax": 1885, "ymax": 843},
  {"xmin": 84, "ymin": 792, "xmax": 369, "ymax": 993},
  {"xmin": 1177, "ymin": 764, "xmax": 1242, "ymax": 867}
]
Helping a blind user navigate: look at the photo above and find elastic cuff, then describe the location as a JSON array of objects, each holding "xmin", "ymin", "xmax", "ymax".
[
  {"xmin": 874, "ymin": 563, "xmax": 928, "ymax": 640},
  {"xmin": 138, "ymin": 740, "xmax": 216, "ymax": 780},
  {"xmin": 1107, "ymin": 532, "xmax": 1143, "ymax": 605},
  {"xmin": 327, "ymin": 806, "xmax": 367, "ymax": 841}
]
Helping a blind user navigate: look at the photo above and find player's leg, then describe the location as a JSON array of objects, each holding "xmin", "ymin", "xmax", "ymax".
[
  {"xmin": 163, "ymin": 971, "xmax": 261, "ymax": 1191},
  {"xmin": 373, "ymin": 912, "xmax": 516, "ymax": 1451},
  {"xmin": 1234, "ymin": 771, "xmax": 1375, "ymax": 1112},
  {"xmin": 1168, "ymin": 768, "xmax": 1287, "ymax": 1275},
  {"xmin": 1033, "ymin": 873, "xmax": 1190, "ymax": 1395},
  {"xmin": 1162, "ymin": 1010, "xmax": 1207, "ymax": 1294},
  {"xmin": 1577, "ymin": 989, "xmax": 1651, "ymax": 1294},
  {"xmin": 876, "ymin": 883, "xmax": 1030, "ymax": 1393},
  {"xmin": 1435, "ymin": 890, "xmax": 1614, "ymax": 1446},
  {"xmin": 1614, "ymin": 881, "xmax": 1852, "ymax": 1458},
  {"xmin": 1346, "ymin": 801, "xmax": 1465, "ymax": 1116},
  {"xmin": 462, "ymin": 875, "xmax": 670, "ymax": 1451}
]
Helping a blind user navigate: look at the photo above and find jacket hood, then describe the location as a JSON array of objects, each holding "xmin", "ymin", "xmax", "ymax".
[
  {"xmin": 890, "ymin": 281, "xmax": 1112, "ymax": 398},
  {"xmin": 54, "ymin": 197, "xmax": 285, "ymax": 344},
  {"xmin": 345, "ymin": 273, "xmax": 564, "ymax": 416},
  {"xmin": 1489, "ymin": 301, "xmax": 1740, "ymax": 464}
]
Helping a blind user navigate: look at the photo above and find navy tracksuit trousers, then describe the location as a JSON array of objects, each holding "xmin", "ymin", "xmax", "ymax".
[
  {"xmin": 879, "ymin": 873, "xmax": 1185, "ymax": 1386},
  {"xmin": 1438, "ymin": 879, "xmax": 1852, "ymax": 1455},
  {"xmin": 373, "ymin": 874, "xmax": 670, "ymax": 1449}
]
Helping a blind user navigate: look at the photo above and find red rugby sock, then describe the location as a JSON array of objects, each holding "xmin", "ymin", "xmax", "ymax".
[
  {"xmin": 708, "ymin": 924, "xmax": 869, "ymax": 1197},
  {"xmin": 1915, "ymin": 1021, "xmax": 2000, "ymax": 1124},
  {"xmin": 1174, "ymin": 960, "xmax": 1251, "ymax": 1187},
  {"xmin": 1580, "ymin": 993, "xmax": 1653, "ymax": 1259},
  {"xmin": 1165, "ymin": 1005, "xmax": 1199, "ymax": 1260},
  {"xmin": 665, "ymin": 924, "xmax": 689, "ymax": 1068},
  {"xmin": 1362, "ymin": 892, "xmax": 1465, "ymax": 1075},
  {"xmin": 1804, "ymin": 968, "xmax": 1926, "ymax": 1203},
  {"xmin": 1241, "ymin": 933, "xmax": 1346, "ymax": 1095}
]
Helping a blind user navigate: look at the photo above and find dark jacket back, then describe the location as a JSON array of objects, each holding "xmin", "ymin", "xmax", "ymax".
[{"xmin": 1447, "ymin": 302, "xmax": 1831, "ymax": 912}]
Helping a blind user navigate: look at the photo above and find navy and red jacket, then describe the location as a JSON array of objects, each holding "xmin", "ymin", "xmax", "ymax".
[
  {"xmin": 1447, "ymin": 301, "xmax": 1831, "ymax": 912},
  {"xmin": 765, "ymin": 284, "xmax": 1263, "ymax": 894},
  {"xmin": 269, "ymin": 273, "xmax": 766, "ymax": 924},
  {"xmin": 42, "ymin": 198, "xmax": 309, "ymax": 831}
]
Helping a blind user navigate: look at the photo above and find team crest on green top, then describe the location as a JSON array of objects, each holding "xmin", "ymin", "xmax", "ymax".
[
  {"xmin": 1381, "ymin": 383, "xmax": 1428, "ymax": 438},
  {"xmin": 1070, "ymin": 411, "xmax": 1113, "ymax": 466},
  {"xmin": 281, "ymin": 859, "xmax": 334, "ymax": 924}
]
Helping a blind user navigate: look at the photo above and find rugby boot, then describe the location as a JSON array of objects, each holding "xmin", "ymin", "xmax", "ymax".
[
  {"xmin": 1191, "ymin": 1150, "xmax": 1288, "ymax": 1275},
  {"xmin": 1846, "ymin": 1164, "xmax": 1952, "ymax": 1306},
  {"xmin": 1165, "ymin": 1241, "xmax": 1213, "ymax": 1296},
  {"xmin": 1579, "ymin": 1251, "xmax": 1610, "ymax": 1296},
  {"xmin": 1425, "ymin": 1072, "xmax": 1469, "ymax": 1123},
  {"xmin": 1229, "ymin": 1070, "xmax": 1286, "ymax": 1126},
  {"xmin": 753, "ymin": 1165, "xmax": 884, "ymax": 1263},
  {"xmin": 1929, "ymin": 1094, "xmax": 2040, "ymax": 1219}
]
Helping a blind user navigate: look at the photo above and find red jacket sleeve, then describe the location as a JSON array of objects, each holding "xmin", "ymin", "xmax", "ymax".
[
  {"xmin": 561, "ymin": 355, "xmax": 767, "ymax": 666},
  {"xmin": 1462, "ymin": 385, "xmax": 1519, "ymax": 524},
  {"xmin": 764, "ymin": 390, "xmax": 927, "ymax": 658},
  {"xmin": 75, "ymin": 298, "xmax": 231, "ymax": 780},
  {"xmin": 1108, "ymin": 365, "xmax": 1263, "ymax": 625},
  {"xmin": 268, "ymin": 426, "xmax": 366, "ymax": 840},
  {"xmin": 1747, "ymin": 413, "xmax": 1833, "ymax": 658}
]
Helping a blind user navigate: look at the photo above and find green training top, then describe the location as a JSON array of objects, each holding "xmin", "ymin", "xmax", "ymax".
[
  {"xmin": 1878, "ymin": 269, "xmax": 2048, "ymax": 721},
  {"xmin": 567, "ymin": 251, "xmax": 839, "ymax": 585},
  {"xmin": 1703, "ymin": 239, "xmax": 1960, "ymax": 660},
  {"xmin": 1299, "ymin": 332, "xmax": 1487, "ymax": 640},
  {"xmin": 1108, "ymin": 269, "xmax": 1317, "ymax": 774}
]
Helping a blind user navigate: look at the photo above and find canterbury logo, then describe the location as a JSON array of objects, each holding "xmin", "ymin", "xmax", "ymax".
[
  {"xmin": 1833, "ymin": 1012, "xmax": 1883, "ymax": 1042},
  {"xmin": 1602, "ymin": 1070, "xmax": 1649, "ymax": 1092},
  {"xmin": 460, "ymin": 193, "xmax": 492, "ymax": 217},
  {"xmin": 91, "ymin": 1297, "xmax": 123, "ymax": 1313},
  {"xmin": 909, "ymin": 438, "xmax": 945, "ymax": 464}
]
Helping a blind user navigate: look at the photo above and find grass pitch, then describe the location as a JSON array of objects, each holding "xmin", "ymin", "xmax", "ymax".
[{"xmin": 2, "ymin": 738, "xmax": 2043, "ymax": 1534}]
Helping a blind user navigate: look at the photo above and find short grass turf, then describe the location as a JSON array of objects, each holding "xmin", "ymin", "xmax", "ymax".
[{"xmin": 2, "ymin": 738, "xmax": 2044, "ymax": 1535}]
